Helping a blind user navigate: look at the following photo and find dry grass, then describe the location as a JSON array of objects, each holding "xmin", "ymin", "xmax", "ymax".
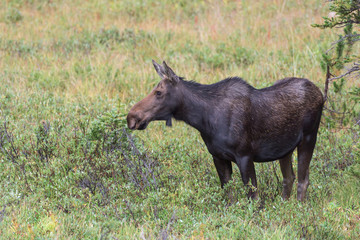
[{"xmin": 1, "ymin": 1, "xmax": 332, "ymax": 86}]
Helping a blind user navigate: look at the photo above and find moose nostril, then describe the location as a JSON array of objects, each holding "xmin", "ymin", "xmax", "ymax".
[{"xmin": 127, "ymin": 113, "xmax": 137, "ymax": 130}]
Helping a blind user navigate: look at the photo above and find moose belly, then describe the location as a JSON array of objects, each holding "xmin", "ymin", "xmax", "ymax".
[
  {"xmin": 201, "ymin": 136, "xmax": 236, "ymax": 162},
  {"xmin": 253, "ymin": 133, "xmax": 302, "ymax": 162}
]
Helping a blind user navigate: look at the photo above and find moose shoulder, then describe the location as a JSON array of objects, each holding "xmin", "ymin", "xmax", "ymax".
[{"xmin": 127, "ymin": 60, "xmax": 324, "ymax": 201}]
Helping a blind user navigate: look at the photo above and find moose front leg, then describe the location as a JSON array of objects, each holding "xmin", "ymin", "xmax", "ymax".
[
  {"xmin": 213, "ymin": 156, "xmax": 233, "ymax": 188},
  {"xmin": 235, "ymin": 155, "xmax": 258, "ymax": 199}
]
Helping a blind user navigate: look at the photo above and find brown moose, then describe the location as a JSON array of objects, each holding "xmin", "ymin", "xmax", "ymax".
[{"xmin": 127, "ymin": 60, "xmax": 324, "ymax": 201}]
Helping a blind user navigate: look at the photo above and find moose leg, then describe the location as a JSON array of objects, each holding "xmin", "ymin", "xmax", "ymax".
[
  {"xmin": 235, "ymin": 155, "xmax": 258, "ymax": 199},
  {"xmin": 297, "ymin": 133, "xmax": 317, "ymax": 201},
  {"xmin": 213, "ymin": 157, "xmax": 233, "ymax": 188},
  {"xmin": 279, "ymin": 151, "xmax": 295, "ymax": 200}
]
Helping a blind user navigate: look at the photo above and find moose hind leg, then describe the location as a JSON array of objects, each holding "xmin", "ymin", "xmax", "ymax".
[
  {"xmin": 213, "ymin": 157, "xmax": 233, "ymax": 188},
  {"xmin": 279, "ymin": 151, "xmax": 295, "ymax": 200},
  {"xmin": 297, "ymin": 133, "xmax": 318, "ymax": 201}
]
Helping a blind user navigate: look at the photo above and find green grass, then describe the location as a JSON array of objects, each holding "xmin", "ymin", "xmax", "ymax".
[{"xmin": 0, "ymin": 0, "xmax": 359, "ymax": 239}]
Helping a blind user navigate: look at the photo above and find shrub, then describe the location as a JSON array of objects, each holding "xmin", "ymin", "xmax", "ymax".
[{"xmin": 5, "ymin": 7, "xmax": 23, "ymax": 24}]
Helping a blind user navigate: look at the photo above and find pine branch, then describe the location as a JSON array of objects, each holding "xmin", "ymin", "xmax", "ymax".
[{"xmin": 329, "ymin": 62, "xmax": 360, "ymax": 81}]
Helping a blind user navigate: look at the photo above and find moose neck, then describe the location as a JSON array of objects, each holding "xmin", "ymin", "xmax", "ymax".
[{"xmin": 173, "ymin": 80, "xmax": 218, "ymax": 134}]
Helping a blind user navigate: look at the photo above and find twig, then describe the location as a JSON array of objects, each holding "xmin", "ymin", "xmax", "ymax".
[
  {"xmin": 325, "ymin": 34, "xmax": 360, "ymax": 54},
  {"xmin": 160, "ymin": 210, "xmax": 177, "ymax": 240},
  {"xmin": 123, "ymin": 200, "xmax": 138, "ymax": 227},
  {"xmin": 329, "ymin": 62, "xmax": 360, "ymax": 81},
  {"xmin": 0, "ymin": 205, "xmax": 6, "ymax": 223}
]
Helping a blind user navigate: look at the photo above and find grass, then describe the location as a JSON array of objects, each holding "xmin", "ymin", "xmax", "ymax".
[{"xmin": 0, "ymin": 0, "xmax": 359, "ymax": 239}]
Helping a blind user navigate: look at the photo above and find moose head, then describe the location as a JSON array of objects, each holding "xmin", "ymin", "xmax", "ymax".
[{"xmin": 127, "ymin": 60, "xmax": 181, "ymax": 130}]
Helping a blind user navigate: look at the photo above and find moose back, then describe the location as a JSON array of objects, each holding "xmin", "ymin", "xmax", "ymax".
[{"xmin": 127, "ymin": 60, "xmax": 324, "ymax": 201}]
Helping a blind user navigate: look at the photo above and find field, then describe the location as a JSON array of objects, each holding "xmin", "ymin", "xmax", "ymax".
[{"xmin": 0, "ymin": 0, "xmax": 359, "ymax": 239}]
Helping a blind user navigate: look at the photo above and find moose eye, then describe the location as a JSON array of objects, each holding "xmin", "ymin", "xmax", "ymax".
[{"xmin": 155, "ymin": 91, "xmax": 162, "ymax": 97}]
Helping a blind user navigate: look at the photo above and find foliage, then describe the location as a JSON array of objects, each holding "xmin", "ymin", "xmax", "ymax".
[
  {"xmin": 313, "ymin": 0, "xmax": 360, "ymax": 127},
  {"xmin": 312, "ymin": 0, "xmax": 359, "ymax": 68},
  {"xmin": 4, "ymin": 7, "xmax": 23, "ymax": 24}
]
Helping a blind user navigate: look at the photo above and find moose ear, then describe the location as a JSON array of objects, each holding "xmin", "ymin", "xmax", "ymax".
[
  {"xmin": 152, "ymin": 59, "xmax": 166, "ymax": 79},
  {"xmin": 162, "ymin": 61, "xmax": 179, "ymax": 84}
]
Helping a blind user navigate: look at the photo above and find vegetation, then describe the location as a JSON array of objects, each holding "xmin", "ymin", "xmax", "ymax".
[
  {"xmin": 313, "ymin": 0, "xmax": 360, "ymax": 127},
  {"xmin": 0, "ymin": 0, "xmax": 359, "ymax": 239},
  {"xmin": 313, "ymin": 0, "xmax": 359, "ymax": 81}
]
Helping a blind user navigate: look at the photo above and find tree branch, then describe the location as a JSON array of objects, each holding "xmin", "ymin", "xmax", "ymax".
[
  {"xmin": 325, "ymin": 34, "xmax": 360, "ymax": 54},
  {"xmin": 329, "ymin": 62, "xmax": 360, "ymax": 81}
]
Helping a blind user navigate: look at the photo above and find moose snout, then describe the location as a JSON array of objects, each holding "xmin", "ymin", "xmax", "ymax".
[
  {"xmin": 127, "ymin": 110, "xmax": 149, "ymax": 130},
  {"xmin": 127, "ymin": 112, "xmax": 138, "ymax": 130}
]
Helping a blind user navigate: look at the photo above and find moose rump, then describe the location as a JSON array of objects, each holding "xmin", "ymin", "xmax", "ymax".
[{"xmin": 127, "ymin": 60, "xmax": 324, "ymax": 201}]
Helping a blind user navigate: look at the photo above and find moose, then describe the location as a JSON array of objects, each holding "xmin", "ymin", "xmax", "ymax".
[{"xmin": 127, "ymin": 60, "xmax": 324, "ymax": 201}]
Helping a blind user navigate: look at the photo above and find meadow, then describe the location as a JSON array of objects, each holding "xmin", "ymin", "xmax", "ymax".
[{"xmin": 0, "ymin": 0, "xmax": 359, "ymax": 239}]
